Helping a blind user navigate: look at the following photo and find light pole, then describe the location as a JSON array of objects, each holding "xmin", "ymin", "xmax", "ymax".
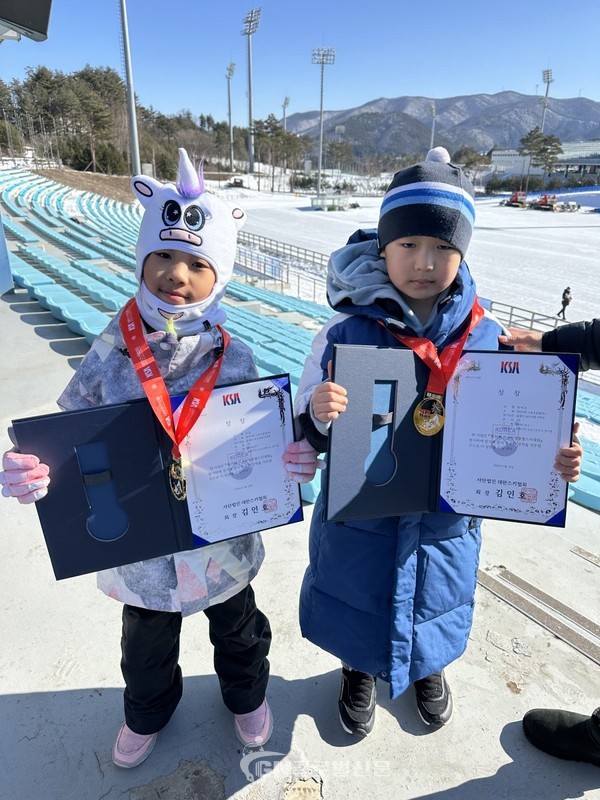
[
  {"xmin": 281, "ymin": 96, "xmax": 290, "ymax": 180},
  {"xmin": 334, "ymin": 124, "xmax": 345, "ymax": 178},
  {"xmin": 226, "ymin": 62, "xmax": 235, "ymax": 173},
  {"xmin": 119, "ymin": 0, "xmax": 141, "ymax": 175},
  {"xmin": 539, "ymin": 69, "xmax": 554, "ymax": 188},
  {"xmin": 241, "ymin": 8, "xmax": 261, "ymax": 174},
  {"xmin": 540, "ymin": 68, "xmax": 553, "ymax": 133},
  {"xmin": 1, "ymin": 109, "xmax": 14, "ymax": 159},
  {"xmin": 524, "ymin": 68, "xmax": 554, "ymax": 195},
  {"xmin": 429, "ymin": 100, "xmax": 436, "ymax": 150},
  {"xmin": 312, "ymin": 47, "xmax": 335, "ymax": 197},
  {"xmin": 282, "ymin": 96, "xmax": 289, "ymax": 131}
]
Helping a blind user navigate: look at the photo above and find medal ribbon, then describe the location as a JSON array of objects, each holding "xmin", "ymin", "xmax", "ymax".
[
  {"xmin": 380, "ymin": 298, "xmax": 485, "ymax": 395},
  {"xmin": 119, "ymin": 298, "xmax": 229, "ymax": 458}
]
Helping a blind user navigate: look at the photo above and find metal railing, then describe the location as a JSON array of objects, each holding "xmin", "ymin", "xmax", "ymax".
[
  {"xmin": 238, "ymin": 231, "xmax": 329, "ymax": 270},
  {"xmin": 236, "ymin": 245, "xmax": 286, "ymax": 283},
  {"xmin": 234, "ymin": 246, "xmax": 328, "ymax": 304},
  {"xmin": 486, "ymin": 301, "xmax": 562, "ymax": 333}
]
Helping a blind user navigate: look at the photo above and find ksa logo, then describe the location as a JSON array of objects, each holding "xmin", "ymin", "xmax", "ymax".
[
  {"xmin": 223, "ymin": 392, "xmax": 241, "ymax": 405},
  {"xmin": 500, "ymin": 361, "xmax": 519, "ymax": 374}
]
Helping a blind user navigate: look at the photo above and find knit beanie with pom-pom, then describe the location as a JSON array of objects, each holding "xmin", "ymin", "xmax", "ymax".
[{"xmin": 377, "ymin": 147, "xmax": 475, "ymax": 258}]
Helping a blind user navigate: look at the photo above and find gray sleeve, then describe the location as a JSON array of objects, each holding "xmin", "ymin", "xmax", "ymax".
[{"xmin": 57, "ymin": 347, "xmax": 107, "ymax": 411}]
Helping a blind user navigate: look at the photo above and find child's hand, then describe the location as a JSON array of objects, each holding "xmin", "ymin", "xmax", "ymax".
[
  {"xmin": 0, "ymin": 449, "xmax": 51, "ymax": 503},
  {"xmin": 555, "ymin": 423, "xmax": 582, "ymax": 483},
  {"xmin": 498, "ymin": 328, "xmax": 543, "ymax": 352},
  {"xmin": 283, "ymin": 439, "xmax": 319, "ymax": 483},
  {"xmin": 312, "ymin": 380, "xmax": 348, "ymax": 423}
]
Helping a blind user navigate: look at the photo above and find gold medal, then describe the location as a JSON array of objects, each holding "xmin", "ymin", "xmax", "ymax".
[
  {"xmin": 380, "ymin": 301, "xmax": 485, "ymax": 439},
  {"xmin": 413, "ymin": 394, "xmax": 445, "ymax": 436},
  {"xmin": 169, "ymin": 456, "xmax": 187, "ymax": 501}
]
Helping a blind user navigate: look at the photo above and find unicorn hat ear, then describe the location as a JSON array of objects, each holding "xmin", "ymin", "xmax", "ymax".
[{"xmin": 131, "ymin": 175, "xmax": 163, "ymax": 208}]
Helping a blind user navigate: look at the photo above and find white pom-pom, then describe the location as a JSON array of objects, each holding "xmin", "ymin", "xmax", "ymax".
[{"xmin": 426, "ymin": 147, "xmax": 450, "ymax": 164}]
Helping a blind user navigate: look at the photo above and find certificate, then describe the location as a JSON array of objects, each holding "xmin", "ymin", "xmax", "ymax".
[
  {"xmin": 439, "ymin": 352, "xmax": 579, "ymax": 525},
  {"xmin": 325, "ymin": 345, "xmax": 579, "ymax": 528},
  {"xmin": 11, "ymin": 374, "xmax": 302, "ymax": 580},
  {"xmin": 176, "ymin": 374, "xmax": 301, "ymax": 544}
]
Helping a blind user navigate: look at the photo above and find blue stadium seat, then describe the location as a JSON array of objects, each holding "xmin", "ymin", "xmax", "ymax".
[{"xmin": 569, "ymin": 472, "xmax": 600, "ymax": 512}]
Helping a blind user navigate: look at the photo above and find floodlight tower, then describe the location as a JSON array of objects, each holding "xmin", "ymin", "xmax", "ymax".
[
  {"xmin": 540, "ymin": 68, "xmax": 554, "ymax": 133},
  {"xmin": 119, "ymin": 0, "xmax": 141, "ymax": 175},
  {"xmin": 312, "ymin": 47, "xmax": 336, "ymax": 197},
  {"xmin": 281, "ymin": 96, "xmax": 290, "ymax": 178},
  {"xmin": 241, "ymin": 8, "xmax": 261, "ymax": 174},
  {"xmin": 282, "ymin": 96, "xmax": 290, "ymax": 131},
  {"xmin": 226, "ymin": 63, "xmax": 235, "ymax": 172},
  {"xmin": 429, "ymin": 100, "xmax": 436, "ymax": 150}
]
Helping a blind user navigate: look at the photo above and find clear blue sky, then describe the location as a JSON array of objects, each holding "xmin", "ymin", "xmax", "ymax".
[{"xmin": 1, "ymin": 0, "xmax": 599, "ymax": 127}]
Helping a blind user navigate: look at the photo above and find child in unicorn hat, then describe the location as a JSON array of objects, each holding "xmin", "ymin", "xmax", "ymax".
[{"xmin": 1, "ymin": 148, "xmax": 316, "ymax": 767}]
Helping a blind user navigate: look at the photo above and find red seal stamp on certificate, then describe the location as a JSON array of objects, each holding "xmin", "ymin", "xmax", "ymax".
[{"xmin": 519, "ymin": 487, "xmax": 538, "ymax": 503}]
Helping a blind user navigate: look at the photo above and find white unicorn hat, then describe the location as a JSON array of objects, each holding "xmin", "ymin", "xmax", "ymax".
[{"xmin": 131, "ymin": 148, "xmax": 246, "ymax": 334}]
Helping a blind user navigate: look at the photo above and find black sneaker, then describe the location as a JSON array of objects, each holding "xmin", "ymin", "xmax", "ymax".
[
  {"xmin": 338, "ymin": 665, "xmax": 377, "ymax": 737},
  {"xmin": 414, "ymin": 670, "xmax": 453, "ymax": 727}
]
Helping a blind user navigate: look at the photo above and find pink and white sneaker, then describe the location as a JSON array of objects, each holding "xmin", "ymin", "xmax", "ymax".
[
  {"xmin": 112, "ymin": 723, "xmax": 157, "ymax": 768},
  {"xmin": 234, "ymin": 699, "xmax": 273, "ymax": 747}
]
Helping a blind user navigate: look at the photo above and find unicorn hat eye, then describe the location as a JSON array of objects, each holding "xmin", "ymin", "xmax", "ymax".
[
  {"xmin": 184, "ymin": 205, "xmax": 205, "ymax": 231},
  {"xmin": 162, "ymin": 200, "xmax": 181, "ymax": 226}
]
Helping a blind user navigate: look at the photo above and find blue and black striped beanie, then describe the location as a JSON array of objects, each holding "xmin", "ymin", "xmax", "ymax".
[{"xmin": 377, "ymin": 147, "xmax": 475, "ymax": 258}]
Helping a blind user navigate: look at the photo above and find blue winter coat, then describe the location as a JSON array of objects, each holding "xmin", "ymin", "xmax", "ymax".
[{"xmin": 295, "ymin": 235, "xmax": 506, "ymax": 698}]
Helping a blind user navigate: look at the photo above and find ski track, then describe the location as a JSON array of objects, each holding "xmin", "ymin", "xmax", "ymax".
[{"xmin": 239, "ymin": 191, "xmax": 600, "ymax": 322}]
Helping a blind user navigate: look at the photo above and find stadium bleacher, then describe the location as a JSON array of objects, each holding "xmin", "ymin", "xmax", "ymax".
[{"xmin": 5, "ymin": 166, "xmax": 600, "ymax": 510}]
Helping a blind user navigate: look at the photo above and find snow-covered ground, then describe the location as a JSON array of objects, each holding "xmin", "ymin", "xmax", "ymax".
[{"xmin": 227, "ymin": 188, "xmax": 600, "ymax": 324}]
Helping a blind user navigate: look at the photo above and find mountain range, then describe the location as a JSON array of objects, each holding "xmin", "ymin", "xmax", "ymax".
[{"xmin": 285, "ymin": 91, "xmax": 600, "ymax": 156}]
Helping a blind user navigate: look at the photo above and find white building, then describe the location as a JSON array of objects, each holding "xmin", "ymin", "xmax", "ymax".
[
  {"xmin": 560, "ymin": 140, "xmax": 600, "ymax": 159},
  {"xmin": 491, "ymin": 141, "xmax": 600, "ymax": 178},
  {"xmin": 490, "ymin": 150, "xmax": 542, "ymax": 177}
]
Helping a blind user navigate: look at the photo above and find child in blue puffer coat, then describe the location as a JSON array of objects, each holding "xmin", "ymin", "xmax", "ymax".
[{"xmin": 294, "ymin": 148, "xmax": 581, "ymax": 737}]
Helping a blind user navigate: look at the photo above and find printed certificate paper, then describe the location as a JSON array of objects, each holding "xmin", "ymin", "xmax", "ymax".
[
  {"xmin": 439, "ymin": 352, "xmax": 578, "ymax": 525},
  {"xmin": 176, "ymin": 375, "xmax": 302, "ymax": 544}
]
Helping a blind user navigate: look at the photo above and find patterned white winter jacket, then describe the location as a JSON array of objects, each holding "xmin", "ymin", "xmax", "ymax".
[{"xmin": 57, "ymin": 309, "xmax": 264, "ymax": 616}]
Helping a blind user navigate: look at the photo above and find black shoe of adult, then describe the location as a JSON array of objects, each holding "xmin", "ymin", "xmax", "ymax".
[
  {"xmin": 414, "ymin": 670, "xmax": 453, "ymax": 727},
  {"xmin": 338, "ymin": 665, "xmax": 377, "ymax": 737},
  {"xmin": 523, "ymin": 707, "xmax": 600, "ymax": 766}
]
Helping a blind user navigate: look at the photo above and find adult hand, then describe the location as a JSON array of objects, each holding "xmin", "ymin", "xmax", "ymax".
[
  {"xmin": 498, "ymin": 328, "xmax": 543, "ymax": 352},
  {"xmin": 0, "ymin": 449, "xmax": 50, "ymax": 503}
]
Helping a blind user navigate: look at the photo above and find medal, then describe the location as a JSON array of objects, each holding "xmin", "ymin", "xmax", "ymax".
[
  {"xmin": 120, "ymin": 299, "xmax": 229, "ymax": 501},
  {"xmin": 379, "ymin": 299, "xmax": 485, "ymax": 437},
  {"xmin": 413, "ymin": 393, "xmax": 445, "ymax": 436},
  {"xmin": 169, "ymin": 456, "xmax": 187, "ymax": 501}
]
